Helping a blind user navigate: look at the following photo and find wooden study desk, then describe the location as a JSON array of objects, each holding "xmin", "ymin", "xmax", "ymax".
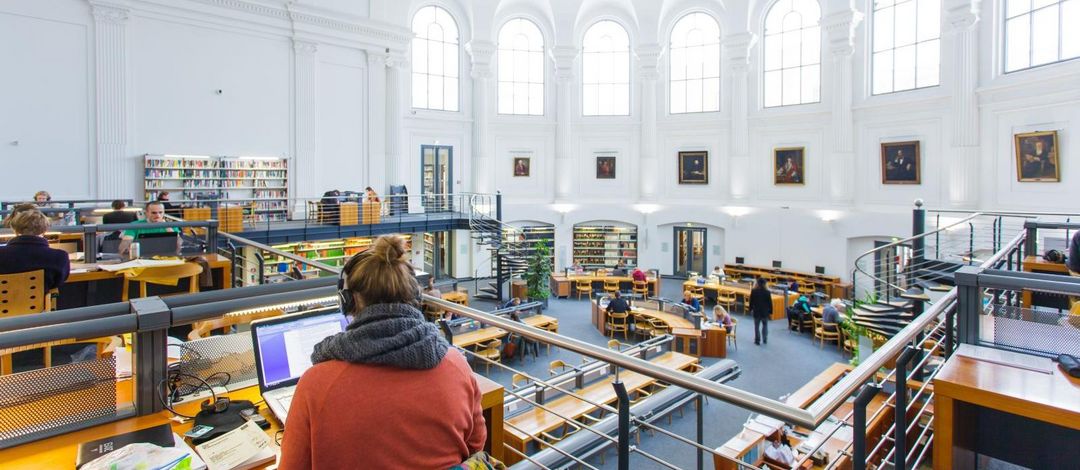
[
  {"xmin": 58, "ymin": 254, "xmax": 233, "ymax": 310},
  {"xmin": 683, "ymin": 280, "xmax": 788, "ymax": 320},
  {"xmin": 723, "ymin": 264, "xmax": 850, "ymax": 299},
  {"xmin": 503, "ymin": 351, "xmax": 698, "ymax": 465},
  {"xmin": 1020, "ymin": 255, "xmax": 1072, "ymax": 308},
  {"xmin": 0, "ymin": 373, "xmax": 505, "ymax": 469},
  {"xmin": 549, "ymin": 273, "xmax": 661, "ymax": 298},
  {"xmin": 933, "ymin": 351, "xmax": 1080, "ymax": 469},
  {"xmin": 452, "ymin": 315, "xmax": 557, "ymax": 349},
  {"xmin": 442, "ymin": 290, "xmax": 470, "ymax": 307}
]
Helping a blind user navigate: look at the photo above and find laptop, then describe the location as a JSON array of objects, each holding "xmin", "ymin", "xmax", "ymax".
[
  {"xmin": 250, "ymin": 310, "xmax": 349, "ymax": 424},
  {"xmin": 136, "ymin": 231, "xmax": 181, "ymax": 257}
]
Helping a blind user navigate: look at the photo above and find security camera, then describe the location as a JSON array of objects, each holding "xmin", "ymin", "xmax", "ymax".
[{"xmin": 215, "ymin": 89, "xmax": 223, "ymax": 95}]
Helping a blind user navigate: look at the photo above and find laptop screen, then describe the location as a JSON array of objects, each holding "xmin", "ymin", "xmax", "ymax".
[{"xmin": 252, "ymin": 311, "xmax": 348, "ymax": 390}]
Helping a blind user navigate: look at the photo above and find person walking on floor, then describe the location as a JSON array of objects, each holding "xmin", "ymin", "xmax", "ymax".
[{"xmin": 749, "ymin": 277, "xmax": 772, "ymax": 345}]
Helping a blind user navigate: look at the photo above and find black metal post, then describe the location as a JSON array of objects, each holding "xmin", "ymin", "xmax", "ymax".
[
  {"xmin": 911, "ymin": 202, "xmax": 925, "ymax": 289},
  {"xmin": 613, "ymin": 380, "xmax": 630, "ymax": 470},
  {"xmin": 935, "ymin": 214, "xmax": 941, "ymax": 259},
  {"xmin": 894, "ymin": 346, "xmax": 917, "ymax": 470},
  {"xmin": 131, "ymin": 297, "xmax": 172, "ymax": 416},
  {"xmin": 852, "ymin": 383, "xmax": 881, "ymax": 470},
  {"xmin": 82, "ymin": 225, "xmax": 98, "ymax": 264},
  {"xmin": 944, "ymin": 307, "xmax": 955, "ymax": 357},
  {"xmin": 1024, "ymin": 221, "xmax": 1038, "ymax": 259},
  {"xmin": 696, "ymin": 394, "xmax": 704, "ymax": 470},
  {"xmin": 968, "ymin": 222, "xmax": 975, "ymax": 265},
  {"xmin": 254, "ymin": 251, "xmax": 266, "ymax": 285}
]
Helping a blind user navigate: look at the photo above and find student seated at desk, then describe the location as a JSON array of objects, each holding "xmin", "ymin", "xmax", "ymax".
[
  {"xmin": 711, "ymin": 265, "xmax": 726, "ymax": 278},
  {"xmin": 606, "ymin": 291, "xmax": 630, "ymax": 314},
  {"xmin": 632, "ymin": 267, "xmax": 647, "ymax": 283},
  {"xmin": 119, "ymin": 202, "xmax": 179, "ymax": 256},
  {"xmin": 0, "ymin": 204, "xmax": 70, "ymax": 290},
  {"xmin": 279, "ymin": 235, "xmax": 486, "ymax": 469},
  {"xmin": 102, "ymin": 200, "xmax": 138, "ymax": 224},
  {"xmin": 713, "ymin": 305, "xmax": 734, "ymax": 329},
  {"xmin": 763, "ymin": 431, "xmax": 797, "ymax": 467},
  {"xmin": 821, "ymin": 298, "xmax": 843, "ymax": 332},
  {"xmin": 501, "ymin": 297, "xmax": 521, "ymax": 310},
  {"xmin": 787, "ymin": 295, "xmax": 812, "ymax": 330},
  {"xmin": 682, "ymin": 290, "xmax": 701, "ymax": 313}
]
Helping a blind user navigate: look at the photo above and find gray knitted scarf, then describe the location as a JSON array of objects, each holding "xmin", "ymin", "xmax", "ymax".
[{"xmin": 310, "ymin": 303, "xmax": 449, "ymax": 370}]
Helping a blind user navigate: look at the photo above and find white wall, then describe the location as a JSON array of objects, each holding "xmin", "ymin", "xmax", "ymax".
[{"xmin": 317, "ymin": 46, "xmax": 369, "ymax": 191}]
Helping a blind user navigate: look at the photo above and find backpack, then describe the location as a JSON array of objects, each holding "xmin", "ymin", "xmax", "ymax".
[{"xmin": 501, "ymin": 334, "xmax": 519, "ymax": 360}]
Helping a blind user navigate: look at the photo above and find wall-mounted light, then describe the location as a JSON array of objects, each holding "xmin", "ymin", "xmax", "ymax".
[
  {"xmin": 551, "ymin": 203, "xmax": 576, "ymax": 214},
  {"xmin": 633, "ymin": 204, "xmax": 661, "ymax": 215},
  {"xmin": 818, "ymin": 210, "xmax": 842, "ymax": 223}
]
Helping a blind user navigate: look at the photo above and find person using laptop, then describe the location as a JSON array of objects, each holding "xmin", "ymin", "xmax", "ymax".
[
  {"xmin": 606, "ymin": 291, "xmax": 630, "ymax": 314},
  {"xmin": 279, "ymin": 235, "xmax": 486, "ymax": 469},
  {"xmin": 120, "ymin": 202, "xmax": 178, "ymax": 257}
]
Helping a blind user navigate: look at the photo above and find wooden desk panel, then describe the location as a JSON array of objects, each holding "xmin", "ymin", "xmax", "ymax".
[
  {"xmin": 550, "ymin": 274, "xmax": 661, "ymax": 298},
  {"xmin": 453, "ymin": 315, "xmax": 556, "ymax": 349},
  {"xmin": 684, "ymin": 280, "xmax": 788, "ymax": 320}
]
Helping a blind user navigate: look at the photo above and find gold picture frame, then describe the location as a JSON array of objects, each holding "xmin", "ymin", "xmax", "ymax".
[
  {"xmin": 512, "ymin": 157, "xmax": 530, "ymax": 177},
  {"xmin": 880, "ymin": 141, "xmax": 921, "ymax": 185},
  {"xmin": 1014, "ymin": 130, "xmax": 1060, "ymax": 182},
  {"xmin": 773, "ymin": 147, "xmax": 805, "ymax": 185},
  {"xmin": 678, "ymin": 151, "xmax": 708, "ymax": 184}
]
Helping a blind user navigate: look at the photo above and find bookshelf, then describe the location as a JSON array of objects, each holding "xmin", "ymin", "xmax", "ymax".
[
  {"xmin": 572, "ymin": 224, "xmax": 637, "ymax": 269},
  {"xmin": 143, "ymin": 154, "xmax": 289, "ymax": 223},
  {"xmin": 262, "ymin": 235, "xmax": 412, "ymax": 280},
  {"xmin": 509, "ymin": 224, "xmax": 554, "ymax": 270}
]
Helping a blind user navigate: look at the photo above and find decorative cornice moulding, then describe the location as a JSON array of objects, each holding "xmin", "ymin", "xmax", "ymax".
[{"xmin": 89, "ymin": 1, "xmax": 131, "ymax": 23}]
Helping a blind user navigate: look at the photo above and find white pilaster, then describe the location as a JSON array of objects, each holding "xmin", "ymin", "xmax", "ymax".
[
  {"xmin": 367, "ymin": 51, "xmax": 388, "ymax": 193},
  {"xmin": 944, "ymin": 0, "xmax": 981, "ymax": 208},
  {"xmin": 386, "ymin": 53, "xmax": 409, "ymax": 188},
  {"xmin": 90, "ymin": 2, "xmax": 130, "ymax": 199},
  {"xmin": 724, "ymin": 33, "xmax": 755, "ymax": 200},
  {"xmin": 551, "ymin": 46, "xmax": 579, "ymax": 201},
  {"xmin": 823, "ymin": 9, "xmax": 862, "ymax": 204},
  {"xmin": 466, "ymin": 40, "xmax": 495, "ymax": 194},
  {"xmin": 636, "ymin": 43, "xmax": 662, "ymax": 201},
  {"xmin": 293, "ymin": 40, "xmax": 318, "ymax": 206}
]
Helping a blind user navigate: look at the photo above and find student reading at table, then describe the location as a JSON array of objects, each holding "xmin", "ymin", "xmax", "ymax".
[
  {"xmin": 0, "ymin": 204, "xmax": 70, "ymax": 290},
  {"xmin": 681, "ymin": 290, "xmax": 701, "ymax": 313},
  {"xmin": 786, "ymin": 295, "xmax": 811, "ymax": 330},
  {"xmin": 606, "ymin": 291, "xmax": 630, "ymax": 314},
  {"xmin": 279, "ymin": 235, "xmax": 486, "ymax": 469},
  {"xmin": 501, "ymin": 297, "xmax": 522, "ymax": 310},
  {"xmin": 713, "ymin": 305, "xmax": 734, "ymax": 329},
  {"xmin": 822, "ymin": 298, "xmax": 843, "ymax": 332},
  {"xmin": 763, "ymin": 430, "xmax": 796, "ymax": 466},
  {"xmin": 632, "ymin": 267, "xmax": 647, "ymax": 283}
]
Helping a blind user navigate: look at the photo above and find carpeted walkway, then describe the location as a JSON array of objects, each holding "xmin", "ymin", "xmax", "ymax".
[{"xmin": 451, "ymin": 278, "xmax": 848, "ymax": 469}]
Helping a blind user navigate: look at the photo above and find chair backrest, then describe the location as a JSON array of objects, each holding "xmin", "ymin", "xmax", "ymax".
[
  {"xmin": 0, "ymin": 270, "xmax": 48, "ymax": 316},
  {"xmin": 549, "ymin": 360, "xmax": 568, "ymax": 374},
  {"xmin": 484, "ymin": 339, "xmax": 502, "ymax": 350},
  {"xmin": 512, "ymin": 373, "xmax": 530, "ymax": 388},
  {"xmin": 575, "ymin": 279, "xmax": 592, "ymax": 289},
  {"xmin": 604, "ymin": 279, "xmax": 619, "ymax": 288},
  {"xmin": 607, "ymin": 339, "xmax": 620, "ymax": 350}
]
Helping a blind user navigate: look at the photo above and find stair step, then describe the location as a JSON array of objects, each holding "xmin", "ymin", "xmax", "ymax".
[
  {"xmin": 478, "ymin": 287, "xmax": 498, "ymax": 295},
  {"xmin": 473, "ymin": 293, "xmax": 499, "ymax": 300}
]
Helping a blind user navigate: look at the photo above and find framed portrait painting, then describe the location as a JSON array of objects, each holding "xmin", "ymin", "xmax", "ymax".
[
  {"xmin": 880, "ymin": 141, "xmax": 921, "ymax": 184},
  {"xmin": 1014, "ymin": 131, "xmax": 1060, "ymax": 182},
  {"xmin": 596, "ymin": 156, "xmax": 616, "ymax": 179},
  {"xmin": 774, "ymin": 147, "xmax": 805, "ymax": 185},
  {"xmin": 512, "ymin": 157, "xmax": 530, "ymax": 177},
  {"xmin": 678, "ymin": 151, "xmax": 708, "ymax": 184}
]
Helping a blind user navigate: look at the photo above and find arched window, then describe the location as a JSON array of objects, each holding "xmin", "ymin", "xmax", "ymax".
[
  {"xmin": 1004, "ymin": 0, "xmax": 1080, "ymax": 73},
  {"xmin": 412, "ymin": 5, "xmax": 459, "ymax": 111},
  {"xmin": 582, "ymin": 20, "xmax": 630, "ymax": 116},
  {"xmin": 670, "ymin": 12, "xmax": 721, "ymax": 114},
  {"xmin": 498, "ymin": 18, "xmax": 545, "ymax": 115},
  {"xmin": 762, "ymin": 0, "xmax": 821, "ymax": 107},
  {"xmin": 872, "ymin": 0, "xmax": 941, "ymax": 94}
]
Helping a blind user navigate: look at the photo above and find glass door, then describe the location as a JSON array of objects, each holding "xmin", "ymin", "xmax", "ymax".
[
  {"xmin": 423, "ymin": 231, "xmax": 453, "ymax": 279},
  {"xmin": 421, "ymin": 145, "xmax": 453, "ymax": 212},
  {"xmin": 674, "ymin": 227, "xmax": 707, "ymax": 277}
]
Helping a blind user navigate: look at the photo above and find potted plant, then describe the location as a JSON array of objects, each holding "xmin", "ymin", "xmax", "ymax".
[
  {"xmin": 523, "ymin": 240, "xmax": 552, "ymax": 309},
  {"xmin": 842, "ymin": 292, "xmax": 877, "ymax": 366}
]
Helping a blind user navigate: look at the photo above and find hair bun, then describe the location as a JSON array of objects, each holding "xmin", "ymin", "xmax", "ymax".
[{"xmin": 371, "ymin": 235, "xmax": 407, "ymax": 264}]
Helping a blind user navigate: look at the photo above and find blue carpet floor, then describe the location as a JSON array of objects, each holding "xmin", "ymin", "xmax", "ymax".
[{"xmin": 454, "ymin": 278, "xmax": 847, "ymax": 469}]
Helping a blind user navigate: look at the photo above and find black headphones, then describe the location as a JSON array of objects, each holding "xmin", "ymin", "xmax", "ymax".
[
  {"xmin": 201, "ymin": 396, "xmax": 231, "ymax": 414},
  {"xmin": 1045, "ymin": 249, "xmax": 1067, "ymax": 264},
  {"xmin": 337, "ymin": 253, "xmax": 363, "ymax": 314}
]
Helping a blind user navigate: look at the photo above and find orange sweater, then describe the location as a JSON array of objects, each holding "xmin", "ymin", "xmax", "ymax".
[{"xmin": 278, "ymin": 349, "xmax": 487, "ymax": 469}]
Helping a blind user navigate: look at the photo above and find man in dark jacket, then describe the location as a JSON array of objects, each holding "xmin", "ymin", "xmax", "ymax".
[
  {"xmin": 102, "ymin": 200, "xmax": 138, "ymax": 224},
  {"xmin": 749, "ymin": 277, "xmax": 773, "ymax": 345},
  {"xmin": 1068, "ymin": 230, "xmax": 1080, "ymax": 276}
]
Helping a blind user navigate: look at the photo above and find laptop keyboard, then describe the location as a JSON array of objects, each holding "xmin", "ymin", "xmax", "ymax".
[{"xmin": 278, "ymin": 391, "xmax": 294, "ymax": 414}]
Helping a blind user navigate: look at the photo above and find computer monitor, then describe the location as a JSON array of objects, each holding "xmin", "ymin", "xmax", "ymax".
[
  {"xmin": 735, "ymin": 257, "xmax": 745, "ymax": 265},
  {"xmin": 772, "ymin": 260, "xmax": 782, "ymax": 269},
  {"xmin": 815, "ymin": 266, "xmax": 826, "ymax": 275}
]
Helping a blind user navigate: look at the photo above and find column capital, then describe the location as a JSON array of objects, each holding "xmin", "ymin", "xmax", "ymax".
[
  {"xmin": 550, "ymin": 45, "xmax": 580, "ymax": 80},
  {"xmin": 386, "ymin": 51, "xmax": 409, "ymax": 69},
  {"xmin": 635, "ymin": 43, "xmax": 663, "ymax": 81},
  {"xmin": 466, "ymin": 40, "xmax": 496, "ymax": 79},
  {"xmin": 943, "ymin": 0, "xmax": 981, "ymax": 33},
  {"xmin": 823, "ymin": 9, "xmax": 863, "ymax": 57},
  {"xmin": 723, "ymin": 32, "xmax": 757, "ymax": 70},
  {"xmin": 367, "ymin": 50, "xmax": 388, "ymax": 66},
  {"xmin": 293, "ymin": 39, "xmax": 319, "ymax": 56},
  {"xmin": 89, "ymin": 2, "xmax": 130, "ymax": 24}
]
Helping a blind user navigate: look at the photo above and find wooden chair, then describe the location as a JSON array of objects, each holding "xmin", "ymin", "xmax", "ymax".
[
  {"xmin": 716, "ymin": 291, "xmax": 737, "ymax": 313},
  {"xmin": 727, "ymin": 318, "xmax": 738, "ymax": 350},
  {"xmin": 475, "ymin": 339, "xmax": 502, "ymax": 374},
  {"xmin": 0, "ymin": 270, "xmax": 51, "ymax": 315},
  {"xmin": 188, "ymin": 309, "xmax": 283, "ymax": 341},
  {"xmin": 798, "ymin": 284, "xmax": 817, "ymax": 297},
  {"xmin": 121, "ymin": 263, "xmax": 204, "ymax": 302},
  {"xmin": 647, "ymin": 318, "xmax": 670, "ymax": 338},
  {"xmin": 603, "ymin": 279, "xmax": 620, "ymax": 296},
  {"xmin": 549, "ymin": 359, "xmax": 572, "ymax": 376},
  {"xmin": 814, "ymin": 318, "xmax": 842, "ymax": 350},
  {"xmin": 632, "ymin": 280, "xmax": 649, "ymax": 298},
  {"xmin": 606, "ymin": 311, "xmax": 629, "ymax": 339},
  {"xmin": 511, "ymin": 372, "xmax": 531, "ymax": 388},
  {"xmin": 689, "ymin": 286, "xmax": 706, "ymax": 303},
  {"xmin": 632, "ymin": 313, "xmax": 654, "ymax": 340},
  {"xmin": 607, "ymin": 339, "xmax": 622, "ymax": 351},
  {"xmin": 843, "ymin": 334, "xmax": 857, "ymax": 357},
  {"xmin": 575, "ymin": 279, "xmax": 593, "ymax": 300}
]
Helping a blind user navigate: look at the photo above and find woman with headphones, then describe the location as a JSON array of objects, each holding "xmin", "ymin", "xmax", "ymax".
[{"xmin": 278, "ymin": 235, "xmax": 486, "ymax": 469}]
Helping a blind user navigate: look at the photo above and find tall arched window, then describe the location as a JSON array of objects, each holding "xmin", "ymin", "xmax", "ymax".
[
  {"xmin": 1004, "ymin": 0, "xmax": 1080, "ymax": 73},
  {"xmin": 582, "ymin": 20, "xmax": 630, "ymax": 116},
  {"xmin": 412, "ymin": 5, "xmax": 459, "ymax": 111},
  {"xmin": 498, "ymin": 18, "xmax": 545, "ymax": 115},
  {"xmin": 872, "ymin": 0, "xmax": 941, "ymax": 95},
  {"xmin": 670, "ymin": 12, "xmax": 721, "ymax": 114},
  {"xmin": 762, "ymin": 0, "xmax": 821, "ymax": 107}
]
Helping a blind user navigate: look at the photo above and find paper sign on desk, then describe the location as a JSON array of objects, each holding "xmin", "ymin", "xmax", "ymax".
[
  {"xmin": 195, "ymin": 421, "xmax": 276, "ymax": 470},
  {"xmin": 98, "ymin": 259, "xmax": 185, "ymax": 272}
]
